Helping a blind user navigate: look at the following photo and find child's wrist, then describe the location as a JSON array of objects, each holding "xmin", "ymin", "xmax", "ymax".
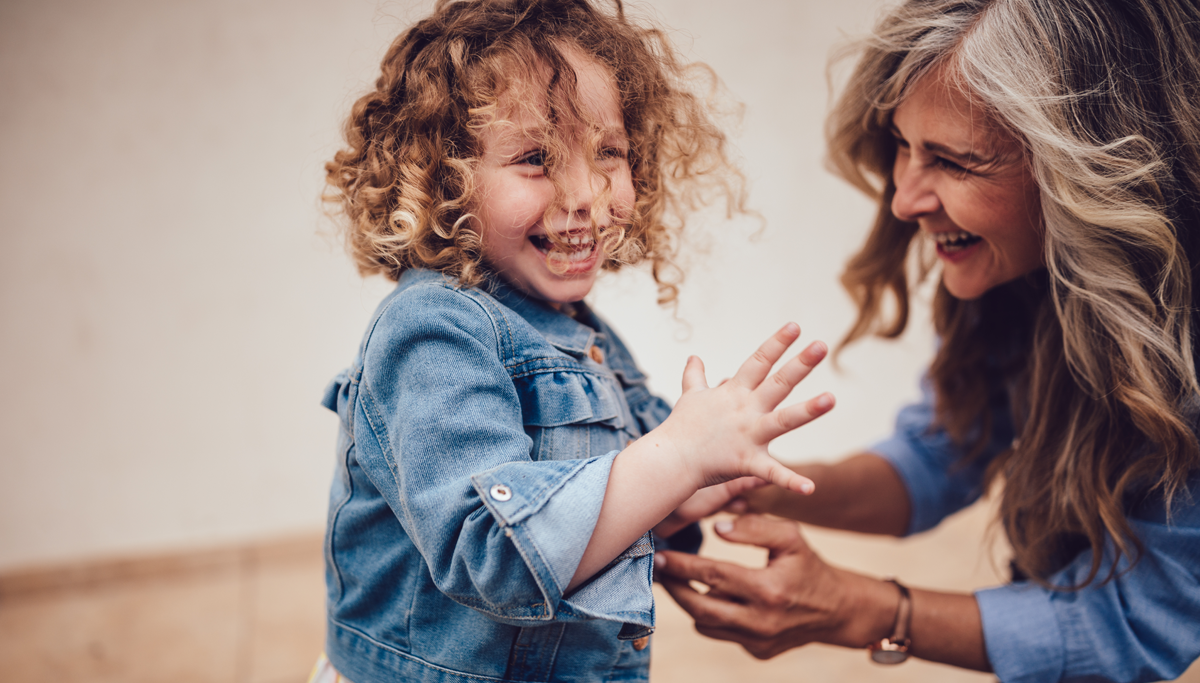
[{"xmin": 651, "ymin": 421, "xmax": 706, "ymax": 492}]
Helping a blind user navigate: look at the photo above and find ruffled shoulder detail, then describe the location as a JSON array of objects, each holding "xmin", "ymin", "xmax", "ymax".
[{"xmin": 513, "ymin": 370, "xmax": 625, "ymax": 429}]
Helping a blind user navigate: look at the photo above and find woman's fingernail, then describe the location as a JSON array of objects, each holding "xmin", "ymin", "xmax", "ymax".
[
  {"xmin": 715, "ymin": 520, "xmax": 734, "ymax": 534},
  {"xmin": 653, "ymin": 553, "xmax": 665, "ymax": 569}
]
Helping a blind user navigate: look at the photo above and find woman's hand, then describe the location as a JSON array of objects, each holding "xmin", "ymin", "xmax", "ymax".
[
  {"xmin": 655, "ymin": 514, "xmax": 991, "ymax": 670},
  {"xmin": 655, "ymin": 514, "xmax": 897, "ymax": 659}
]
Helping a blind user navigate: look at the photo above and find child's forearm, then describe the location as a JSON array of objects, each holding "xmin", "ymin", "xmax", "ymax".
[{"xmin": 566, "ymin": 430, "xmax": 697, "ymax": 592}]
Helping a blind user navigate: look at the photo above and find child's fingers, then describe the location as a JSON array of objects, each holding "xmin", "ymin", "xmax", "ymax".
[
  {"xmin": 729, "ymin": 323, "xmax": 801, "ymax": 390},
  {"xmin": 721, "ymin": 475, "xmax": 768, "ymax": 498},
  {"xmin": 680, "ymin": 355, "xmax": 710, "ymax": 393},
  {"xmin": 747, "ymin": 457, "xmax": 815, "ymax": 495},
  {"xmin": 752, "ymin": 341, "xmax": 828, "ymax": 409},
  {"xmin": 753, "ymin": 393, "xmax": 836, "ymax": 443}
]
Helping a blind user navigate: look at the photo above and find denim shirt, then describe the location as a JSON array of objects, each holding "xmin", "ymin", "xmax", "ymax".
[
  {"xmin": 319, "ymin": 269, "xmax": 679, "ymax": 683},
  {"xmin": 872, "ymin": 378, "xmax": 1200, "ymax": 683}
]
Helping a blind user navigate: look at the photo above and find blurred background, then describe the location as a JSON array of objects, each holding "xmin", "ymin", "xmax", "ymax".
[{"xmin": 1, "ymin": 0, "xmax": 1159, "ymax": 682}]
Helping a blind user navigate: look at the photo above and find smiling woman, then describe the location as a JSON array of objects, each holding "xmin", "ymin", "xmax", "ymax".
[
  {"xmin": 655, "ymin": 0, "xmax": 1200, "ymax": 680},
  {"xmin": 888, "ymin": 64, "xmax": 1042, "ymax": 301}
]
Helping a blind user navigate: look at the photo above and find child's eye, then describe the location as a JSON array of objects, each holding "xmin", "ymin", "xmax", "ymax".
[
  {"xmin": 517, "ymin": 150, "xmax": 547, "ymax": 167},
  {"xmin": 598, "ymin": 146, "xmax": 628, "ymax": 161}
]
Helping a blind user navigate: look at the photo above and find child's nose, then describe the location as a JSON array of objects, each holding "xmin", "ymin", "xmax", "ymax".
[{"xmin": 560, "ymin": 157, "xmax": 604, "ymax": 220}]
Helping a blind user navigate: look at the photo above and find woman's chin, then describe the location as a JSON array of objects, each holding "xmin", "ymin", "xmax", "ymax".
[{"xmin": 941, "ymin": 273, "xmax": 992, "ymax": 301}]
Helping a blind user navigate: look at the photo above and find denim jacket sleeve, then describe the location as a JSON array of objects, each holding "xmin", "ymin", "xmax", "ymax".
[{"xmin": 353, "ymin": 283, "xmax": 653, "ymax": 629}]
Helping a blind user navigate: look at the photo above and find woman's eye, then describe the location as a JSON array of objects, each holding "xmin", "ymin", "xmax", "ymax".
[{"xmin": 934, "ymin": 156, "xmax": 969, "ymax": 175}]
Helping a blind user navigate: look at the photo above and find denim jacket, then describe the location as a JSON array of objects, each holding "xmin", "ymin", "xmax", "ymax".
[{"xmin": 320, "ymin": 268, "xmax": 684, "ymax": 683}]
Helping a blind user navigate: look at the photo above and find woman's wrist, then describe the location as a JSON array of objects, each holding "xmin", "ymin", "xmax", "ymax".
[{"xmin": 828, "ymin": 571, "xmax": 905, "ymax": 649}]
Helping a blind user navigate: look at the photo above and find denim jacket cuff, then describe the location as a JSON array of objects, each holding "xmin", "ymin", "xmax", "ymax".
[{"xmin": 471, "ymin": 450, "xmax": 655, "ymax": 629}]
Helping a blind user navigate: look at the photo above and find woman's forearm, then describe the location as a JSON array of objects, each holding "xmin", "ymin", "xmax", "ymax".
[
  {"xmin": 747, "ymin": 452, "xmax": 911, "ymax": 536},
  {"xmin": 906, "ymin": 587, "xmax": 990, "ymax": 670},
  {"xmin": 826, "ymin": 571, "xmax": 989, "ymax": 669}
]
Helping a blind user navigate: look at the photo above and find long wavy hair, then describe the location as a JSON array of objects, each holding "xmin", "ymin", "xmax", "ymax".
[
  {"xmin": 829, "ymin": 0, "xmax": 1200, "ymax": 584},
  {"xmin": 324, "ymin": 0, "xmax": 743, "ymax": 305}
]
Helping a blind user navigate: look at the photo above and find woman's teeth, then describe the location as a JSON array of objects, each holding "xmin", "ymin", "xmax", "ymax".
[{"xmin": 934, "ymin": 230, "xmax": 982, "ymax": 253}]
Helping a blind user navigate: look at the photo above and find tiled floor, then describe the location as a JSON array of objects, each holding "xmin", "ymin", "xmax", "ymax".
[{"xmin": 2, "ymin": 503, "xmax": 1197, "ymax": 682}]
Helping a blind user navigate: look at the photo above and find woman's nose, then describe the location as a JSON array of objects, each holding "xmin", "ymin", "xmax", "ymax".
[{"xmin": 891, "ymin": 157, "xmax": 941, "ymax": 222}]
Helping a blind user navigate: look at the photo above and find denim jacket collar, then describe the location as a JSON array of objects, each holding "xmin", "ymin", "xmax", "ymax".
[
  {"xmin": 483, "ymin": 274, "xmax": 599, "ymax": 358},
  {"xmin": 398, "ymin": 269, "xmax": 646, "ymax": 383}
]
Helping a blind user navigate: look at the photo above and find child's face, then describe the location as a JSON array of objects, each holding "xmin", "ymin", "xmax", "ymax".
[{"xmin": 473, "ymin": 51, "xmax": 634, "ymax": 308}]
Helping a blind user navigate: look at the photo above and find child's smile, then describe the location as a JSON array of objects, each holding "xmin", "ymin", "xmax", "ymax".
[
  {"xmin": 472, "ymin": 49, "xmax": 634, "ymax": 308},
  {"xmin": 529, "ymin": 229, "xmax": 599, "ymax": 270}
]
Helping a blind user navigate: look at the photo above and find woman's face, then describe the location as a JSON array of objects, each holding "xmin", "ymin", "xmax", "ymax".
[{"xmin": 890, "ymin": 68, "xmax": 1044, "ymax": 300}]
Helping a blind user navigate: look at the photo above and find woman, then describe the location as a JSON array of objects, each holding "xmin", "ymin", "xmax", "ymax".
[{"xmin": 655, "ymin": 0, "xmax": 1200, "ymax": 680}]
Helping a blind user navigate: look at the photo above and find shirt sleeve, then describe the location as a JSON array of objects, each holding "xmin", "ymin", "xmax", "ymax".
[
  {"xmin": 869, "ymin": 376, "xmax": 1014, "ymax": 535},
  {"xmin": 976, "ymin": 478, "xmax": 1200, "ymax": 683},
  {"xmin": 353, "ymin": 284, "xmax": 653, "ymax": 630}
]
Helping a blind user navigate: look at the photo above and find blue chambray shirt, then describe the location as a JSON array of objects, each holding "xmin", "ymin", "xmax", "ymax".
[
  {"xmin": 320, "ymin": 269, "xmax": 683, "ymax": 683},
  {"xmin": 872, "ymin": 378, "xmax": 1200, "ymax": 682}
]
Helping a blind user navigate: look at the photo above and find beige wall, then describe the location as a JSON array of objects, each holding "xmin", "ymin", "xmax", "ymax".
[{"xmin": 0, "ymin": 0, "xmax": 930, "ymax": 571}]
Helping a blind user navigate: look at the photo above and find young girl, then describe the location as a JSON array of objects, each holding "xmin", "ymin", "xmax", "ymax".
[{"xmin": 315, "ymin": 1, "xmax": 833, "ymax": 681}]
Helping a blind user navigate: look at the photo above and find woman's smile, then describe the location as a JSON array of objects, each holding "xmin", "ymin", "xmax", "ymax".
[{"xmin": 890, "ymin": 66, "xmax": 1044, "ymax": 300}]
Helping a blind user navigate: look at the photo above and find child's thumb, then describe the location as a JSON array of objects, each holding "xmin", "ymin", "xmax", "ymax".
[{"xmin": 681, "ymin": 355, "xmax": 709, "ymax": 393}]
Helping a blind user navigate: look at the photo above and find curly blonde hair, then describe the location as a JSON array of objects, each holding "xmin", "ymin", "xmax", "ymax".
[
  {"xmin": 829, "ymin": 0, "xmax": 1200, "ymax": 585},
  {"xmin": 324, "ymin": 0, "xmax": 742, "ymax": 305}
]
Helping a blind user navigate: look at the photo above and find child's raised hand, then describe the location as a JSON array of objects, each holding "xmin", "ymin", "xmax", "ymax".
[{"xmin": 658, "ymin": 323, "xmax": 832, "ymax": 495}]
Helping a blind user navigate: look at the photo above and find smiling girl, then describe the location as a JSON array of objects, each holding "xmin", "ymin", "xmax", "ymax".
[{"xmin": 313, "ymin": 1, "xmax": 833, "ymax": 682}]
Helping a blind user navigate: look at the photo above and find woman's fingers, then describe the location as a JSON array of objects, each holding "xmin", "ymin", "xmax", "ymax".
[
  {"xmin": 729, "ymin": 323, "xmax": 801, "ymax": 390},
  {"xmin": 656, "ymin": 550, "xmax": 763, "ymax": 604},
  {"xmin": 712, "ymin": 514, "xmax": 810, "ymax": 558},
  {"xmin": 660, "ymin": 578, "xmax": 762, "ymax": 637},
  {"xmin": 754, "ymin": 392, "xmax": 836, "ymax": 443},
  {"xmin": 753, "ymin": 341, "xmax": 828, "ymax": 410}
]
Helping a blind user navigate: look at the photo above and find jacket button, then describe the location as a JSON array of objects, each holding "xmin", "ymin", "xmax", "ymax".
[
  {"xmin": 632, "ymin": 636, "xmax": 649, "ymax": 651},
  {"xmin": 588, "ymin": 345, "xmax": 605, "ymax": 364},
  {"xmin": 489, "ymin": 484, "xmax": 512, "ymax": 501}
]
